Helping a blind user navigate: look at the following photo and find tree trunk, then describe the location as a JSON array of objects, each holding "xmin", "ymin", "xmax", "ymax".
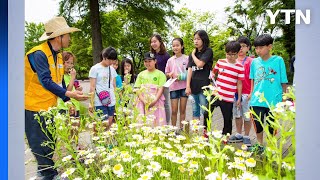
[{"xmin": 89, "ymin": 0, "xmax": 103, "ymax": 65}]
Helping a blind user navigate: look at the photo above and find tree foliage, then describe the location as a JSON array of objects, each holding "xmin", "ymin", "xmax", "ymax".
[
  {"xmin": 58, "ymin": 0, "xmax": 180, "ymax": 65},
  {"xmin": 24, "ymin": 22, "xmax": 45, "ymax": 52},
  {"xmin": 172, "ymin": 8, "xmax": 232, "ymax": 62}
]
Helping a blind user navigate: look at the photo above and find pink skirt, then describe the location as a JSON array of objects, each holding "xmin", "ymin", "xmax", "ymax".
[{"xmin": 136, "ymin": 84, "xmax": 166, "ymax": 127}]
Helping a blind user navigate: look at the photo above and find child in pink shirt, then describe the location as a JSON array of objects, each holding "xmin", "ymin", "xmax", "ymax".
[{"xmin": 165, "ymin": 38, "xmax": 189, "ymax": 129}]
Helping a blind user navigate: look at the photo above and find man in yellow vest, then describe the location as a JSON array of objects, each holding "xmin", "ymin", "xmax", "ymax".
[{"xmin": 25, "ymin": 17, "xmax": 88, "ymax": 180}]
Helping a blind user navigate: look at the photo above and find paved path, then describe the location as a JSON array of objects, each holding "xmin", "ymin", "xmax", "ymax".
[{"xmin": 25, "ymin": 80, "xmax": 292, "ymax": 179}]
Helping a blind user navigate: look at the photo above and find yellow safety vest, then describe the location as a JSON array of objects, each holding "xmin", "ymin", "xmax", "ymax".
[{"xmin": 25, "ymin": 42, "xmax": 64, "ymax": 111}]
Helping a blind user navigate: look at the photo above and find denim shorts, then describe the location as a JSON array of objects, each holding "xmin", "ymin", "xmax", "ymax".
[
  {"xmin": 95, "ymin": 105, "xmax": 115, "ymax": 120},
  {"xmin": 170, "ymin": 89, "xmax": 188, "ymax": 99},
  {"xmin": 233, "ymin": 94, "xmax": 250, "ymax": 121}
]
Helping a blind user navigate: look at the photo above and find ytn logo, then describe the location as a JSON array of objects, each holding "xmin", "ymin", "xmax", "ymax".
[{"xmin": 266, "ymin": 9, "xmax": 310, "ymax": 24}]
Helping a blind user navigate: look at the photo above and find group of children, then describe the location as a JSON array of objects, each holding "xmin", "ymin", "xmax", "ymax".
[{"xmin": 59, "ymin": 31, "xmax": 288, "ymax": 151}]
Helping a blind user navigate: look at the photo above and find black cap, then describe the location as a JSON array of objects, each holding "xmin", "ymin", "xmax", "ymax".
[{"xmin": 144, "ymin": 52, "xmax": 156, "ymax": 60}]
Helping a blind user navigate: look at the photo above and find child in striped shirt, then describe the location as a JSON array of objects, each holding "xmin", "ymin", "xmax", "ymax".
[{"xmin": 203, "ymin": 40, "xmax": 244, "ymax": 135}]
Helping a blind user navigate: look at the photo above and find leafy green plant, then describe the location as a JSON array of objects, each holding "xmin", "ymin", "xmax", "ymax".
[{"xmin": 35, "ymin": 85, "xmax": 295, "ymax": 179}]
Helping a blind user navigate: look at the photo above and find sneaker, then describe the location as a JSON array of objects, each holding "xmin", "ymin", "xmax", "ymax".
[
  {"xmin": 243, "ymin": 137, "xmax": 252, "ymax": 146},
  {"xmin": 227, "ymin": 135, "xmax": 243, "ymax": 143},
  {"xmin": 247, "ymin": 144, "xmax": 265, "ymax": 154}
]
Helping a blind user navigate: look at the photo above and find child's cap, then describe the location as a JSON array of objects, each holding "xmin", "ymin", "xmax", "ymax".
[{"xmin": 144, "ymin": 52, "xmax": 156, "ymax": 60}]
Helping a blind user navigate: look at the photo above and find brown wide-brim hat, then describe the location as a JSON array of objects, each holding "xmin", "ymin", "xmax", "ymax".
[{"xmin": 39, "ymin": 16, "xmax": 81, "ymax": 41}]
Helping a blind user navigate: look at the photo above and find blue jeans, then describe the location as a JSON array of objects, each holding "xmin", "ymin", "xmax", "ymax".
[
  {"xmin": 191, "ymin": 92, "xmax": 207, "ymax": 118},
  {"xmin": 25, "ymin": 110, "xmax": 58, "ymax": 180}
]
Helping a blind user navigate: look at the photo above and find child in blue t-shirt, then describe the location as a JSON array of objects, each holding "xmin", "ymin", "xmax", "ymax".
[
  {"xmin": 248, "ymin": 34, "xmax": 288, "ymax": 152},
  {"xmin": 112, "ymin": 59, "xmax": 123, "ymax": 89}
]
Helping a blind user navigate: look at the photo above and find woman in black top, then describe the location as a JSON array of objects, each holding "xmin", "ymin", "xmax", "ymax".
[{"xmin": 186, "ymin": 30, "xmax": 214, "ymax": 121}]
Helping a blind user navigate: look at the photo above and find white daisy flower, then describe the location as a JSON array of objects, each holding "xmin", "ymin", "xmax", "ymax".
[
  {"xmin": 242, "ymin": 151, "xmax": 252, "ymax": 158},
  {"xmin": 77, "ymin": 149, "xmax": 89, "ymax": 157},
  {"xmin": 132, "ymin": 134, "xmax": 143, "ymax": 140},
  {"xmin": 96, "ymin": 146, "xmax": 106, "ymax": 153},
  {"xmin": 273, "ymin": 106, "xmax": 285, "ymax": 113},
  {"xmin": 235, "ymin": 149, "xmax": 244, "ymax": 156},
  {"xmin": 137, "ymin": 171, "xmax": 153, "ymax": 180},
  {"xmin": 122, "ymin": 153, "xmax": 134, "ymax": 162},
  {"xmin": 174, "ymin": 157, "xmax": 188, "ymax": 164},
  {"xmin": 241, "ymin": 144, "xmax": 248, "ymax": 151},
  {"xmin": 188, "ymin": 160, "xmax": 199, "ymax": 169},
  {"xmin": 205, "ymin": 171, "xmax": 228, "ymax": 180},
  {"xmin": 115, "ymin": 172, "xmax": 126, "ymax": 178},
  {"xmin": 163, "ymin": 142, "xmax": 172, "ymax": 149},
  {"xmin": 238, "ymin": 171, "xmax": 259, "ymax": 180},
  {"xmin": 150, "ymin": 147, "xmax": 162, "ymax": 156},
  {"xmin": 142, "ymin": 152, "xmax": 154, "ymax": 160},
  {"xmin": 165, "ymin": 151, "xmax": 177, "ymax": 160},
  {"xmin": 234, "ymin": 157, "xmax": 245, "ymax": 164},
  {"xmin": 61, "ymin": 168, "xmax": 76, "ymax": 178},
  {"xmin": 182, "ymin": 150, "xmax": 197, "ymax": 159},
  {"xmin": 160, "ymin": 170, "xmax": 170, "ymax": 178},
  {"xmin": 245, "ymin": 158, "xmax": 257, "ymax": 167},
  {"xmin": 176, "ymin": 135, "xmax": 187, "ymax": 141},
  {"xmin": 183, "ymin": 143, "xmax": 194, "ymax": 148},
  {"xmin": 235, "ymin": 163, "xmax": 246, "ymax": 171},
  {"xmin": 190, "ymin": 119, "xmax": 200, "ymax": 126},
  {"xmin": 113, "ymin": 163, "xmax": 124, "ymax": 175},
  {"xmin": 136, "ymin": 149, "xmax": 144, "ymax": 155},
  {"xmin": 227, "ymin": 162, "xmax": 237, "ymax": 169},
  {"xmin": 45, "ymin": 119, "xmax": 52, "ymax": 125},
  {"xmin": 84, "ymin": 158, "xmax": 94, "ymax": 165},
  {"xmin": 212, "ymin": 130, "xmax": 223, "ymax": 139},
  {"xmin": 147, "ymin": 161, "xmax": 161, "ymax": 172},
  {"xmin": 62, "ymin": 155, "xmax": 72, "ymax": 162},
  {"xmin": 86, "ymin": 153, "xmax": 96, "ymax": 159}
]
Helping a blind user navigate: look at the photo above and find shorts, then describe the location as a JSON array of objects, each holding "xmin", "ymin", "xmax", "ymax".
[
  {"xmin": 95, "ymin": 105, "xmax": 115, "ymax": 120},
  {"xmin": 233, "ymin": 94, "xmax": 250, "ymax": 121},
  {"xmin": 170, "ymin": 89, "xmax": 188, "ymax": 99},
  {"xmin": 251, "ymin": 106, "xmax": 275, "ymax": 134}
]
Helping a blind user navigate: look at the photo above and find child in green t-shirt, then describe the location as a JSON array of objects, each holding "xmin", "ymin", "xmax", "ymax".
[
  {"xmin": 134, "ymin": 52, "xmax": 167, "ymax": 127},
  {"xmin": 57, "ymin": 51, "xmax": 83, "ymax": 117}
]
